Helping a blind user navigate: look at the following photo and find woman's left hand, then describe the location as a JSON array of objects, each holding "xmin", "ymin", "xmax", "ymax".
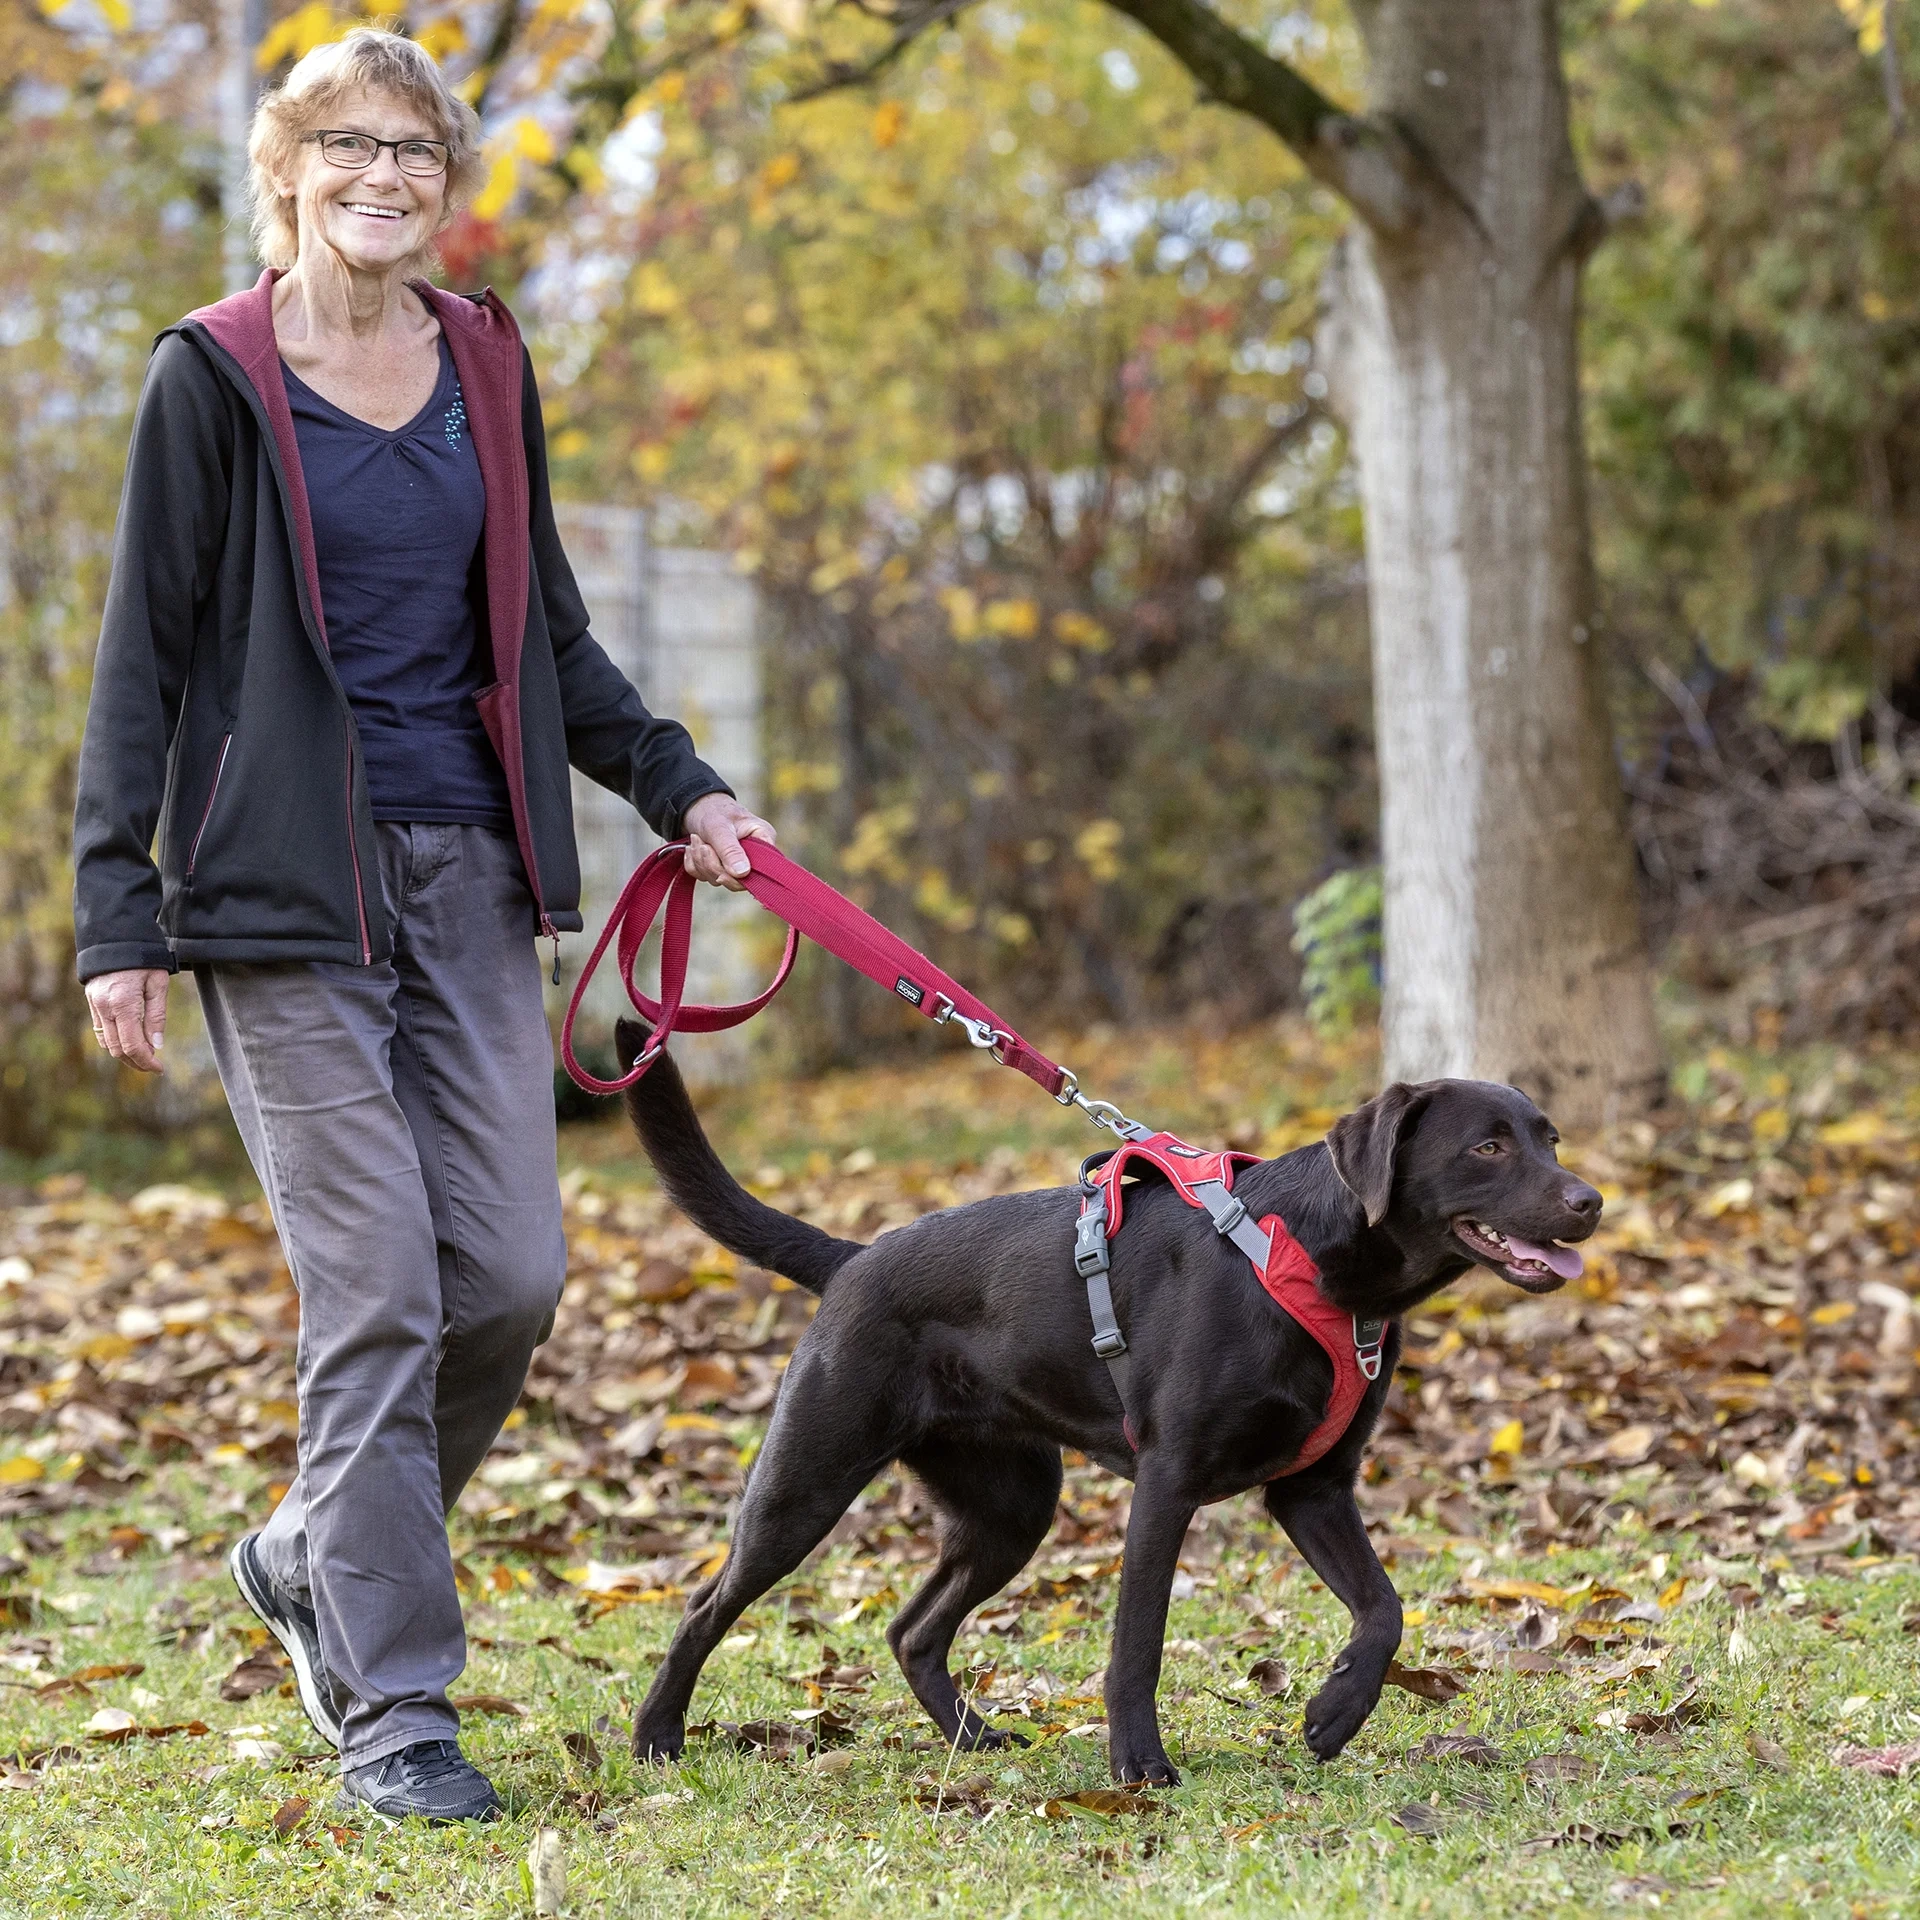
[{"xmin": 682, "ymin": 792, "xmax": 777, "ymax": 891}]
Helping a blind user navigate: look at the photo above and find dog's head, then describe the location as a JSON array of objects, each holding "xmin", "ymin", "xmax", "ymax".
[{"xmin": 1325, "ymin": 1080, "xmax": 1601, "ymax": 1294}]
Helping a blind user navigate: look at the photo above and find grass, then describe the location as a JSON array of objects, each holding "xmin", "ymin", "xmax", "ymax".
[
  {"xmin": 7, "ymin": 1016, "xmax": 1920, "ymax": 1914},
  {"xmin": 3, "ymin": 1456, "xmax": 1920, "ymax": 1917}
]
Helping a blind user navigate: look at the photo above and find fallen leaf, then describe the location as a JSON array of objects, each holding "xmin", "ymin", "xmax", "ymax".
[
  {"xmin": 1462, "ymin": 1577, "xmax": 1576, "ymax": 1609},
  {"xmin": 530, "ymin": 1827, "xmax": 567, "ymax": 1917},
  {"xmin": 1746, "ymin": 1732, "xmax": 1790, "ymax": 1772},
  {"xmin": 1246, "ymin": 1656, "xmax": 1288, "ymax": 1697},
  {"xmin": 1041, "ymin": 1787, "xmax": 1157, "ymax": 1818},
  {"xmin": 1835, "ymin": 1741, "xmax": 1920, "ymax": 1777},
  {"xmin": 450, "ymin": 1695, "xmax": 529, "ymax": 1717},
  {"xmin": 218, "ymin": 1647, "xmax": 289, "ymax": 1702},
  {"xmin": 1523, "ymin": 1751, "xmax": 1592, "ymax": 1782},
  {"xmin": 271, "ymin": 1796, "xmax": 310, "ymax": 1838},
  {"xmin": 1392, "ymin": 1801, "xmax": 1443, "ymax": 1836},
  {"xmin": 82, "ymin": 1708, "xmax": 136, "ymax": 1741},
  {"xmin": 561, "ymin": 1731, "xmax": 604, "ymax": 1770},
  {"xmin": 69, "ymin": 1663, "xmax": 144, "ymax": 1684},
  {"xmin": 1413, "ymin": 1732, "xmax": 1503, "ymax": 1765},
  {"xmin": 1385, "ymin": 1661, "xmax": 1472, "ymax": 1703}
]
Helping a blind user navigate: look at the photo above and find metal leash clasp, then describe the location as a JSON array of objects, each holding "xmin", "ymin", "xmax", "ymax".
[
  {"xmin": 1051, "ymin": 1066, "xmax": 1154, "ymax": 1142},
  {"xmin": 930, "ymin": 995, "xmax": 1007, "ymax": 1052}
]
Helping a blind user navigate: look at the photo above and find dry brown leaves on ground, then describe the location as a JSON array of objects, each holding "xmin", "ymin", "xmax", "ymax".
[{"xmin": 0, "ymin": 1039, "xmax": 1916, "ymax": 1592}]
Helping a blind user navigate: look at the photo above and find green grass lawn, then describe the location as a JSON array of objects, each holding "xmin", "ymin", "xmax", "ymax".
[{"xmin": 3, "ymin": 1456, "xmax": 1919, "ymax": 1918}]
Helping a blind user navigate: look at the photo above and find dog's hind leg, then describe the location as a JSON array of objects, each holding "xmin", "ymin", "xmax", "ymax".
[
  {"xmin": 885, "ymin": 1440, "xmax": 1063, "ymax": 1751},
  {"xmin": 632, "ymin": 1367, "xmax": 904, "ymax": 1762}
]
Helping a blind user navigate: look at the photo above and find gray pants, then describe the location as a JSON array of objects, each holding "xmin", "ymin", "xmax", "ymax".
[{"xmin": 198, "ymin": 822, "xmax": 566, "ymax": 1767}]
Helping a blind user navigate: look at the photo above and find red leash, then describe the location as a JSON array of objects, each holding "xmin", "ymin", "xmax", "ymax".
[{"xmin": 560, "ymin": 840, "xmax": 1134, "ymax": 1132}]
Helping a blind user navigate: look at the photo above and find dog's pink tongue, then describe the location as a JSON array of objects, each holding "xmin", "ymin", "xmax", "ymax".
[{"xmin": 1505, "ymin": 1236, "xmax": 1584, "ymax": 1279}]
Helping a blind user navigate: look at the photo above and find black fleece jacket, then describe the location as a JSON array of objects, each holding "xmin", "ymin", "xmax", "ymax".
[{"xmin": 72, "ymin": 272, "xmax": 728, "ymax": 982}]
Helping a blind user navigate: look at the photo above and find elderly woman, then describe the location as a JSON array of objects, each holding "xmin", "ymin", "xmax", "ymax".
[{"xmin": 72, "ymin": 29, "xmax": 769, "ymax": 1822}]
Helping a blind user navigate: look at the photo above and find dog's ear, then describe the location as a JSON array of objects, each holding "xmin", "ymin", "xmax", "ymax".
[{"xmin": 1325, "ymin": 1082, "xmax": 1432, "ymax": 1226}]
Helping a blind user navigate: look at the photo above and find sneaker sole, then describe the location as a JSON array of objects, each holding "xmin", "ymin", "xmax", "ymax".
[{"xmin": 228, "ymin": 1535, "xmax": 343, "ymax": 1750}]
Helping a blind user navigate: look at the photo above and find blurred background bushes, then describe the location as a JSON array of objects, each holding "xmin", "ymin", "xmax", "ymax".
[{"xmin": 5, "ymin": 0, "xmax": 1920, "ymax": 1156}]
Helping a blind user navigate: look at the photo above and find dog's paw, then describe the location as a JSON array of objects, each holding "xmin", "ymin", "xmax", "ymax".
[
  {"xmin": 1301, "ymin": 1675, "xmax": 1379, "ymax": 1762},
  {"xmin": 1110, "ymin": 1749, "xmax": 1180, "ymax": 1788},
  {"xmin": 955, "ymin": 1722, "xmax": 1029, "ymax": 1752},
  {"xmin": 631, "ymin": 1718, "xmax": 685, "ymax": 1764}
]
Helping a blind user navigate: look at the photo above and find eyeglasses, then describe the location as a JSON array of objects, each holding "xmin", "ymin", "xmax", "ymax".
[{"xmin": 306, "ymin": 129, "xmax": 451, "ymax": 177}]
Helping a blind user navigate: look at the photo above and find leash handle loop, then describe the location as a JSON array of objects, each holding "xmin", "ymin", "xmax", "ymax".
[{"xmin": 559, "ymin": 838, "xmax": 1066, "ymax": 1099}]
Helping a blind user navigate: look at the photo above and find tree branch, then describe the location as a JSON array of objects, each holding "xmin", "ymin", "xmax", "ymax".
[
  {"xmin": 1097, "ymin": 0, "xmax": 1416, "ymax": 232},
  {"xmin": 786, "ymin": 0, "xmax": 975, "ymax": 102},
  {"xmin": 785, "ymin": 0, "xmax": 1417, "ymax": 231}
]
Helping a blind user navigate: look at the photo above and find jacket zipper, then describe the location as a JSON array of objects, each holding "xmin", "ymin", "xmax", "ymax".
[
  {"xmin": 343, "ymin": 720, "xmax": 372, "ymax": 964},
  {"xmin": 185, "ymin": 733, "xmax": 234, "ymax": 883}
]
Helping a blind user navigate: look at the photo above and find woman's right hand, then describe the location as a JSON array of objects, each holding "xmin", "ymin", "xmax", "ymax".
[{"xmin": 85, "ymin": 968, "xmax": 169, "ymax": 1073}]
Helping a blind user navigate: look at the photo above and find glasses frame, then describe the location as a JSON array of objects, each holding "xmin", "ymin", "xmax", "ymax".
[{"xmin": 305, "ymin": 128, "xmax": 452, "ymax": 178}]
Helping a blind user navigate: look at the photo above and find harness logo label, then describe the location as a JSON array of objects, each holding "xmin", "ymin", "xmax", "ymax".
[{"xmin": 894, "ymin": 976, "xmax": 925, "ymax": 1007}]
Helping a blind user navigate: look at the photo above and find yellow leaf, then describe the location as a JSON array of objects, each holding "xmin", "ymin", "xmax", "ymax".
[
  {"xmin": 939, "ymin": 587, "xmax": 980, "ymax": 641},
  {"xmin": 1819, "ymin": 1112, "xmax": 1889, "ymax": 1147},
  {"xmin": 982, "ymin": 598, "xmax": 1039, "ymax": 639},
  {"xmin": 0, "ymin": 1457, "xmax": 44, "ymax": 1485},
  {"xmin": 256, "ymin": 1, "xmax": 348, "ymax": 69},
  {"xmin": 629, "ymin": 261, "xmax": 681, "ymax": 317},
  {"xmin": 1750, "ymin": 1106, "xmax": 1789, "ymax": 1146},
  {"xmin": 1052, "ymin": 610, "xmax": 1110, "ymax": 651},
  {"xmin": 1863, "ymin": 290, "xmax": 1893, "ymax": 322},
  {"xmin": 471, "ymin": 148, "xmax": 519, "ymax": 222},
  {"xmin": 761, "ymin": 152, "xmax": 801, "ymax": 191},
  {"xmin": 1657, "ymin": 1576, "xmax": 1689, "ymax": 1609},
  {"xmin": 653, "ymin": 71, "xmax": 685, "ymax": 105},
  {"xmin": 872, "ymin": 101, "xmax": 906, "ymax": 150},
  {"xmin": 413, "ymin": 14, "xmax": 467, "ymax": 59},
  {"xmin": 550, "ymin": 427, "xmax": 588, "ymax": 460},
  {"xmin": 1488, "ymin": 1418, "xmax": 1524, "ymax": 1460},
  {"xmin": 96, "ymin": 0, "xmax": 130, "ymax": 27},
  {"xmin": 513, "ymin": 116, "xmax": 556, "ymax": 164},
  {"xmin": 1811, "ymin": 1301, "xmax": 1857, "ymax": 1326},
  {"xmin": 1073, "ymin": 818, "xmax": 1124, "ymax": 883}
]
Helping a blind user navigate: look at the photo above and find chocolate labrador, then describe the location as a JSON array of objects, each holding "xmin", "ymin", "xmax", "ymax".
[{"xmin": 615, "ymin": 1022, "xmax": 1601, "ymax": 1781}]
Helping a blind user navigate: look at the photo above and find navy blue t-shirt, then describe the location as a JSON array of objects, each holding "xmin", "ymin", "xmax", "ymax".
[{"xmin": 284, "ymin": 335, "xmax": 511, "ymax": 827}]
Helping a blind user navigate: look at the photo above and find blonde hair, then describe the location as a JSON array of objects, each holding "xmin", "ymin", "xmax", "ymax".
[{"xmin": 246, "ymin": 27, "xmax": 484, "ymax": 275}]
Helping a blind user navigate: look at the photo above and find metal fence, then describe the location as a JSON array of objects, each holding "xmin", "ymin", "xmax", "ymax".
[{"xmin": 548, "ymin": 506, "xmax": 765, "ymax": 1088}]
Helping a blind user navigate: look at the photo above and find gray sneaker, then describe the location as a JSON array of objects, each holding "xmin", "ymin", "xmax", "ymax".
[
  {"xmin": 340, "ymin": 1740, "xmax": 503, "ymax": 1824},
  {"xmin": 227, "ymin": 1531, "xmax": 345, "ymax": 1749}
]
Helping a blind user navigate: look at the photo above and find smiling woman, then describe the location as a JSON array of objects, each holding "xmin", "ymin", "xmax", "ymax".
[{"xmin": 69, "ymin": 25, "xmax": 775, "ymax": 1830}]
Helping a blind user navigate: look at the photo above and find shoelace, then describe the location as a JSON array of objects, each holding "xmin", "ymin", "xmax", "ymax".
[{"xmin": 385, "ymin": 1740, "xmax": 470, "ymax": 1786}]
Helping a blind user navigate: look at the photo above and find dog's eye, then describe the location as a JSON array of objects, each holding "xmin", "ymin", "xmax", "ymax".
[{"xmin": 1470, "ymin": 1140, "xmax": 1503, "ymax": 1157}]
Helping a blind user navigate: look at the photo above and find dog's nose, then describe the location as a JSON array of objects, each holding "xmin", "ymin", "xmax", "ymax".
[{"xmin": 1562, "ymin": 1180, "xmax": 1602, "ymax": 1222}]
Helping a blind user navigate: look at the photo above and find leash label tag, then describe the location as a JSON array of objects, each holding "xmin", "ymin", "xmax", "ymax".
[{"xmin": 894, "ymin": 976, "xmax": 925, "ymax": 1007}]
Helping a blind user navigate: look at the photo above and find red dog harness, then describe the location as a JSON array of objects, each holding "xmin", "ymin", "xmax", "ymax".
[{"xmin": 1074, "ymin": 1132, "xmax": 1389, "ymax": 1477}]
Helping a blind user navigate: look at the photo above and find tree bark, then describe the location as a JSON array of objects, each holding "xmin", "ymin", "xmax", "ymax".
[{"xmin": 1305, "ymin": 2, "xmax": 1661, "ymax": 1125}]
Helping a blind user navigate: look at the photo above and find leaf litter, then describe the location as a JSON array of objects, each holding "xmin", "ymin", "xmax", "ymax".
[{"xmin": 0, "ymin": 1035, "xmax": 1917, "ymax": 1820}]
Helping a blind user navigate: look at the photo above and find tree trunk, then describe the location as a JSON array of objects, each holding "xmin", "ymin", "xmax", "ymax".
[{"xmin": 1316, "ymin": 0, "xmax": 1662, "ymax": 1126}]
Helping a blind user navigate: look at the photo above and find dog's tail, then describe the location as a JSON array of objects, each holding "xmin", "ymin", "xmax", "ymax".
[{"xmin": 614, "ymin": 1019, "xmax": 863, "ymax": 1296}]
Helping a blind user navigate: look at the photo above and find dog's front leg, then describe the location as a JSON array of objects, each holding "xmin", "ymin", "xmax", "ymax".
[
  {"xmin": 1262, "ymin": 1476, "xmax": 1401, "ymax": 1762},
  {"xmin": 1104, "ymin": 1468, "xmax": 1198, "ymax": 1787}
]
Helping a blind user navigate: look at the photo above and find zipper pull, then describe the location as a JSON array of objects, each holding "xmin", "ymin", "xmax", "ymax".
[{"xmin": 549, "ymin": 933, "xmax": 561, "ymax": 987}]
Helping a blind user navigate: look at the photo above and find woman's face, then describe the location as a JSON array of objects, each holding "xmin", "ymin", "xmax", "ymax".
[{"xmin": 282, "ymin": 87, "xmax": 450, "ymax": 277}]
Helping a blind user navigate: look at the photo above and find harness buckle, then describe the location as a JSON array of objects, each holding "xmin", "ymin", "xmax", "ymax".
[
  {"xmin": 1091, "ymin": 1327, "xmax": 1129, "ymax": 1359},
  {"xmin": 1353, "ymin": 1316, "xmax": 1387, "ymax": 1382},
  {"xmin": 1211, "ymin": 1194, "xmax": 1249, "ymax": 1237},
  {"xmin": 1073, "ymin": 1206, "xmax": 1111, "ymax": 1278}
]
